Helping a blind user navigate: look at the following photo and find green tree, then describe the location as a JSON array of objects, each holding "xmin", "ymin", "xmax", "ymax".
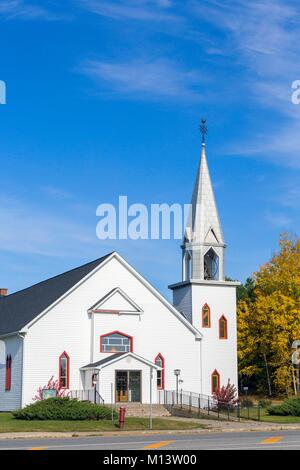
[{"xmin": 238, "ymin": 235, "xmax": 300, "ymax": 396}]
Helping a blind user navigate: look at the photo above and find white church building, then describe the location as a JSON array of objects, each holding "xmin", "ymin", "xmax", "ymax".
[{"xmin": 0, "ymin": 141, "xmax": 239, "ymax": 411}]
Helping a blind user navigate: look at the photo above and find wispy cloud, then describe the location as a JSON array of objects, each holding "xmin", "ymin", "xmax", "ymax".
[
  {"xmin": 265, "ymin": 211, "xmax": 292, "ymax": 228},
  {"xmin": 79, "ymin": 0, "xmax": 178, "ymax": 22},
  {"xmin": 0, "ymin": 0, "xmax": 65, "ymax": 21},
  {"xmin": 41, "ymin": 186, "xmax": 75, "ymax": 201},
  {"xmin": 80, "ymin": 58, "xmax": 203, "ymax": 100},
  {"xmin": 0, "ymin": 194, "xmax": 98, "ymax": 258},
  {"xmin": 78, "ymin": 1, "xmax": 300, "ymax": 167},
  {"xmin": 190, "ymin": 0, "xmax": 300, "ymax": 166},
  {"xmin": 268, "ymin": 181, "xmax": 300, "ymax": 208}
]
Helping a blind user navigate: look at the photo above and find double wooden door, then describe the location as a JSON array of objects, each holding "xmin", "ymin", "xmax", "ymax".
[{"xmin": 115, "ymin": 370, "xmax": 141, "ymax": 402}]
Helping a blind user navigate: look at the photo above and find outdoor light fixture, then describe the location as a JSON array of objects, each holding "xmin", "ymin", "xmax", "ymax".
[
  {"xmin": 174, "ymin": 369, "xmax": 181, "ymax": 405},
  {"xmin": 92, "ymin": 371, "xmax": 99, "ymax": 386},
  {"xmin": 92, "ymin": 370, "xmax": 99, "ymax": 403}
]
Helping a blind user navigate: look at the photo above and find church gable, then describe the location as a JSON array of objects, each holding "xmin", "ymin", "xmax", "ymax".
[
  {"xmin": 88, "ymin": 287, "xmax": 143, "ymax": 315},
  {"xmin": 204, "ymin": 226, "xmax": 219, "ymax": 244}
]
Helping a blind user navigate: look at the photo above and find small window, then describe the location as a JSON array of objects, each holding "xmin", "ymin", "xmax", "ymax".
[
  {"xmin": 59, "ymin": 352, "xmax": 70, "ymax": 389},
  {"xmin": 100, "ymin": 331, "xmax": 133, "ymax": 353},
  {"xmin": 202, "ymin": 304, "xmax": 211, "ymax": 328},
  {"xmin": 211, "ymin": 370, "xmax": 220, "ymax": 394},
  {"xmin": 5, "ymin": 355, "xmax": 12, "ymax": 391},
  {"xmin": 155, "ymin": 354, "xmax": 165, "ymax": 390},
  {"xmin": 219, "ymin": 315, "xmax": 228, "ymax": 339}
]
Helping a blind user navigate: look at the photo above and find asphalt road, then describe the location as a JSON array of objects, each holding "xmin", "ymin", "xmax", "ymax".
[{"xmin": 1, "ymin": 430, "xmax": 300, "ymax": 450}]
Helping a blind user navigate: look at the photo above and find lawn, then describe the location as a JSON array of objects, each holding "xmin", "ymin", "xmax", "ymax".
[
  {"xmin": 0, "ymin": 413, "xmax": 205, "ymax": 433},
  {"xmin": 258, "ymin": 409, "xmax": 300, "ymax": 423},
  {"xmin": 238, "ymin": 406, "xmax": 300, "ymax": 423}
]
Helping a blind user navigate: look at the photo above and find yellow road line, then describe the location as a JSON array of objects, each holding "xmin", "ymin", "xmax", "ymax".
[
  {"xmin": 143, "ymin": 440, "xmax": 175, "ymax": 450},
  {"xmin": 28, "ymin": 447, "xmax": 47, "ymax": 450},
  {"xmin": 261, "ymin": 436, "xmax": 283, "ymax": 444}
]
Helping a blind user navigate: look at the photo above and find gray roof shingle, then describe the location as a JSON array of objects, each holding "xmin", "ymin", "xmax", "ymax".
[
  {"xmin": 82, "ymin": 353, "xmax": 124, "ymax": 369},
  {"xmin": 0, "ymin": 253, "xmax": 112, "ymax": 336}
]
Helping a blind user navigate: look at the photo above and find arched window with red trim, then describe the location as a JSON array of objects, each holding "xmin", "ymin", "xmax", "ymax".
[
  {"xmin": 211, "ymin": 369, "xmax": 220, "ymax": 394},
  {"xmin": 219, "ymin": 315, "xmax": 228, "ymax": 339},
  {"xmin": 155, "ymin": 353, "xmax": 165, "ymax": 390},
  {"xmin": 59, "ymin": 352, "xmax": 70, "ymax": 389},
  {"xmin": 5, "ymin": 355, "xmax": 12, "ymax": 391},
  {"xmin": 100, "ymin": 331, "xmax": 133, "ymax": 353},
  {"xmin": 202, "ymin": 303, "xmax": 211, "ymax": 328}
]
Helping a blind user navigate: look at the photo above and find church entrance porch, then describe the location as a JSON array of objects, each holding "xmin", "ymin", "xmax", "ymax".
[
  {"xmin": 80, "ymin": 352, "xmax": 161, "ymax": 404},
  {"xmin": 115, "ymin": 370, "xmax": 141, "ymax": 402}
]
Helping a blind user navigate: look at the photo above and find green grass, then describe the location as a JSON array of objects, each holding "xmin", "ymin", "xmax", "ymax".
[
  {"xmin": 0, "ymin": 413, "xmax": 205, "ymax": 433},
  {"xmin": 258, "ymin": 408, "xmax": 300, "ymax": 423},
  {"xmin": 237, "ymin": 406, "xmax": 300, "ymax": 423}
]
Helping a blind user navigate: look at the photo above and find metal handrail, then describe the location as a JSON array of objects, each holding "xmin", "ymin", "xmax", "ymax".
[
  {"xmin": 158, "ymin": 389, "xmax": 261, "ymax": 421},
  {"xmin": 95, "ymin": 389, "xmax": 105, "ymax": 405}
]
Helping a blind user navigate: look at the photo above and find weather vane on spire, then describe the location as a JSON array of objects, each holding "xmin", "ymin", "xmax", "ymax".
[{"xmin": 199, "ymin": 118, "xmax": 207, "ymax": 144}]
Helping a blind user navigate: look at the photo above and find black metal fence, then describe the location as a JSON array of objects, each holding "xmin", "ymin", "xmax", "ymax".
[{"xmin": 158, "ymin": 389, "xmax": 262, "ymax": 421}]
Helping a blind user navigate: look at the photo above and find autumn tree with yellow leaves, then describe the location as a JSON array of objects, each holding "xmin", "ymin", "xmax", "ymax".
[{"xmin": 238, "ymin": 235, "xmax": 300, "ymax": 396}]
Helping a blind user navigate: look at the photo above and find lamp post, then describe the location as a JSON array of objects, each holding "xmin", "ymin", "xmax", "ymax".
[
  {"xmin": 92, "ymin": 370, "xmax": 99, "ymax": 404},
  {"xmin": 149, "ymin": 367, "xmax": 153, "ymax": 430},
  {"xmin": 174, "ymin": 369, "xmax": 181, "ymax": 405}
]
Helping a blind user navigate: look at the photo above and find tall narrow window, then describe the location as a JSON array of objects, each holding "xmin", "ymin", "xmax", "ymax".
[
  {"xmin": 211, "ymin": 370, "xmax": 220, "ymax": 394},
  {"xmin": 5, "ymin": 355, "xmax": 12, "ymax": 391},
  {"xmin": 155, "ymin": 354, "xmax": 165, "ymax": 390},
  {"xmin": 219, "ymin": 315, "xmax": 228, "ymax": 339},
  {"xmin": 59, "ymin": 352, "xmax": 70, "ymax": 389},
  {"xmin": 100, "ymin": 331, "xmax": 133, "ymax": 353},
  {"xmin": 202, "ymin": 304, "xmax": 211, "ymax": 328},
  {"xmin": 184, "ymin": 251, "xmax": 192, "ymax": 281}
]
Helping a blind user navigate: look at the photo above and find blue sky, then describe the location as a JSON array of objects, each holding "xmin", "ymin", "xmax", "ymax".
[{"xmin": 0, "ymin": 0, "xmax": 300, "ymax": 299}]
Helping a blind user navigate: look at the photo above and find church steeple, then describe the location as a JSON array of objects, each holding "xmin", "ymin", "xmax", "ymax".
[{"xmin": 182, "ymin": 124, "xmax": 225, "ymax": 282}]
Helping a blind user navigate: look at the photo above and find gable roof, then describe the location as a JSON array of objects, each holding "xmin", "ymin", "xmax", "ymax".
[
  {"xmin": 0, "ymin": 253, "xmax": 112, "ymax": 336},
  {"xmin": 0, "ymin": 251, "xmax": 202, "ymax": 340},
  {"xmin": 81, "ymin": 352, "xmax": 161, "ymax": 370}
]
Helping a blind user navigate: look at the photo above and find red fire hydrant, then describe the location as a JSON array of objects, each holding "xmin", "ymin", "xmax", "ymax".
[{"xmin": 119, "ymin": 407, "xmax": 126, "ymax": 429}]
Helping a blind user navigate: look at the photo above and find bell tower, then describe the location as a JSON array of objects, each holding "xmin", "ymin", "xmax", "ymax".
[{"xmin": 169, "ymin": 121, "xmax": 239, "ymax": 396}]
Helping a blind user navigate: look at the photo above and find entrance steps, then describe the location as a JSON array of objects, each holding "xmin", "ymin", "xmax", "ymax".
[{"xmin": 115, "ymin": 403, "xmax": 171, "ymax": 417}]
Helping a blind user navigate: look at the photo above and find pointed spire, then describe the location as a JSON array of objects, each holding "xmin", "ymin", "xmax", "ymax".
[{"xmin": 184, "ymin": 141, "xmax": 224, "ymax": 246}]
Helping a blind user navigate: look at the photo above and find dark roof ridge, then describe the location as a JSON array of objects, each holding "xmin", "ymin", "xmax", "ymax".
[
  {"xmin": 0, "ymin": 251, "xmax": 115, "ymax": 336},
  {"xmin": 0, "ymin": 252, "xmax": 115, "ymax": 301}
]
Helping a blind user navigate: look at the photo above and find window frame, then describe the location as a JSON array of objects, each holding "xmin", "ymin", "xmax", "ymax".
[
  {"xmin": 100, "ymin": 331, "xmax": 133, "ymax": 354},
  {"xmin": 211, "ymin": 369, "xmax": 220, "ymax": 395},
  {"xmin": 202, "ymin": 303, "xmax": 211, "ymax": 328},
  {"xmin": 5, "ymin": 355, "xmax": 12, "ymax": 391},
  {"xmin": 219, "ymin": 315, "xmax": 228, "ymax": 339},
  {"xmin": 155, "ymin": 353, "xmax": 165, "ymax": 390},
  {"xmin": 59, "ymin": 351, "xmax": 70, "ymax": 389}
]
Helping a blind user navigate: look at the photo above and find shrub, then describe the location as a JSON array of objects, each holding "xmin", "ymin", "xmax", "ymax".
[
  {"xmin": 267, "ymin": 398, "xmax": 300, "ymax": 416},
  {"xmin": 13, "ymin": 397, "xmax": 118, "ymax": 421},
  {"xmin": 258, "ymin": 398, "xmax": 272, "ymax": 408},
  {"xmin": 240, "ymin": 398, "xmax": 254, "ymax": 407},
  {"xmin": 213, "ymin": 382, "xmax": 238, "ymax": 410}
]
